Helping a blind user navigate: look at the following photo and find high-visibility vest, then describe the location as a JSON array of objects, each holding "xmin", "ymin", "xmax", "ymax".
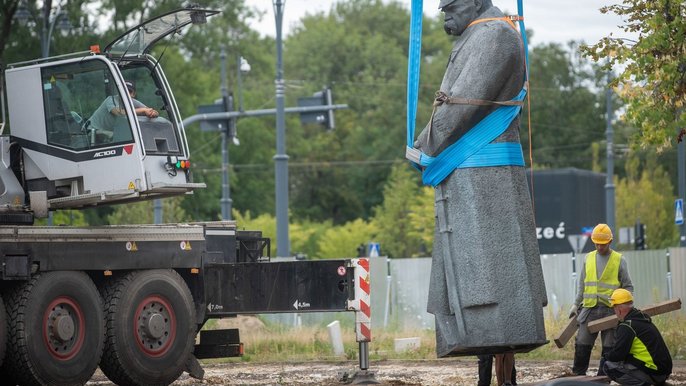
[
  {"xmin": 627, "ymin": 324, "xmax": 659, "ymax": 371},
  {"xmin": 583, "ymin": 250, "xmax": 621, "ymax": 307}
]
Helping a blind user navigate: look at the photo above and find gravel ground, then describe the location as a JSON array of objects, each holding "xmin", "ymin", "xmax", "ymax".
[{"xmin": 86, "ymin": 359, "xmax": 686, "ymax": 385}]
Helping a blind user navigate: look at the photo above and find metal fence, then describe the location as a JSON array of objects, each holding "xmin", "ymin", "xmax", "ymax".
[{"xmin": 263, "ymin": 248, "xmax": 684, "ymax": 329}]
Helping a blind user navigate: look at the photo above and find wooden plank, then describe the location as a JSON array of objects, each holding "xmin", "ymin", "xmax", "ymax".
[
  {"xmin": 587, "ymin": 298, "xmax": 682, "ymax": 334},
  {"xmin": 553, "ymin": 317, "xmax": 578, "ymax": 348}
]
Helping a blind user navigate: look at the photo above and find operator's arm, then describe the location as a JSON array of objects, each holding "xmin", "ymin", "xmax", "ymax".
[
  {"xmin": 619, "ymin": 257, "xmax": 634, "ymax": 293},
  {"xmin": 604, "ymin": 322, "xmax": 634, "ymax": 362},
  {"xmin": 132, "ymin": 98, "xmax": 159, "ymax": 118}
]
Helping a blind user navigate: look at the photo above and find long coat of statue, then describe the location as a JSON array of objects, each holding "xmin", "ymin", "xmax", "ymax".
[{"xmin": 414, "ymin": 3, "xmax": 548, "ymax": 357}]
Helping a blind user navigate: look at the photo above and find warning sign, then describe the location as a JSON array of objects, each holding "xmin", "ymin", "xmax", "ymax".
[
  {"xmin": 125, "ymin": 241, "xmax": 138, "ymax": 251},
  {"xmin": 180, "ymin": 241, "xmax": 192, "ymax": 251}
]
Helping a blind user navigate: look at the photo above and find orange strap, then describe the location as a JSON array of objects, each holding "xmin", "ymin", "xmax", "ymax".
[{"xmin": 467, "ymin": 15, "xmax": 523, "ymax": 30}]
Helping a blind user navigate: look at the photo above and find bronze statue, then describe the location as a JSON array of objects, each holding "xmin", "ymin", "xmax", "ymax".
[{"xmin": 414, "ymin": 0, "xmax": 547, "ymax": 356}]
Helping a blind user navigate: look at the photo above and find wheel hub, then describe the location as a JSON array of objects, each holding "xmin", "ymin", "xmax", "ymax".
[
  {"xmin": 43, "ymin": 296, "xmax": 85, "ymax": 361},
  {"xmin": 135, "ymin": 296, "xmax": 175, "ymax": 357},
  {"xmin": 143, "ymin": 313, "xmax": 165, "ymax": 339},
  {"xmin": 52, "ymin": 314, "xmax": 75, "ymax": 342}
]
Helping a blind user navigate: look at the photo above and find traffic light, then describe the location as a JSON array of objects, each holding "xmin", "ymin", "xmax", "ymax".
[
  {"xmin": 635, "ymin": 221, "xmax": 646, "ymax": 250},
  {"xmin": 298, "ymin": 87, "xmax": 335, "ymax": 130},
  {"xmin": 197, "ymin": 94, "xmax": 236, "ymax": 138}
]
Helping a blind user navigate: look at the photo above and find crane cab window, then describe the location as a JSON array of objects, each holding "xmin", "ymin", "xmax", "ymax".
[
  {"xmin": 41, "ymin": 60, "xmax": 134, "ymax": 151},
  {"xmin": 120, "ymin": 65, "xmax": 181, "ymax": 155}
]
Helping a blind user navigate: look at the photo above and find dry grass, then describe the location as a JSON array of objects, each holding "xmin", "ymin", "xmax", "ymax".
[{"xmin": 206, "ymin": 312, "xmax": 686, "ymax": 363}]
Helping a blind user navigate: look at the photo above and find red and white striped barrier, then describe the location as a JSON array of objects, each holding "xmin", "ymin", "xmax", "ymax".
[{"xmin": 347, "ymin": 258, "xmax": 371, "ymax": 342}]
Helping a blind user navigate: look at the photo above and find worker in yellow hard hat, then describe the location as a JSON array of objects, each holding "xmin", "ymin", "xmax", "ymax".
[
  {"xmin": 569, "ymin": 223, "xmax": 634, "ymax": 376},
  {"xmin": 602, "ymin": 289, "xmax": 673, "ymax": 385}
]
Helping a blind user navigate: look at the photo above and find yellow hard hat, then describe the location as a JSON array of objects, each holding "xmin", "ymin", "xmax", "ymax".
[
  {"xmin": 591, "ymin": 223, "xmax": 613, "ymax": 244},
  {"xmin": 610, "ymin": 288, "xmax": 633, "ymax": 306}
]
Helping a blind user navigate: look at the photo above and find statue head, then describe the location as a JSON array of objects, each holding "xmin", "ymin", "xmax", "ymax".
[{"xmin": 439, "ymin": 0, "xmax": 492, "ymax": 36}]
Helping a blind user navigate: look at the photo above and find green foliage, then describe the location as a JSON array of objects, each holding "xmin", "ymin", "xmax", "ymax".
[
  {"xmin": 283, "ymin": 0, "xmax": 449, "ymax": 224},
  {"xmin": 107, "ymin": 197, "xmax": 189, "ymax": 224},
  {"xmin": 233, "ymin": 209, "xmax": 276, "ymax": 255},
  {"xmin": 317, "ymin": 218, "xmax": 378, "ymax": 259},
  {"xmin": 407, "ymin": 186, "xmax": 435, "ymax": 257},
  {"xmin": 581, "ymin": 0, "xmax": 686, "ymax": 149},
  {"xmin": 523, "ymin": 42, "xmax": 609, "ymax": 170},
  {"xmin": 615, "ymin": 153, "xmax": 679, "ymax": 248},
  {"xmin": 290, "ymin": 219, "xmax": 331, "ymax": 259},
  {"xmin": 34, "ymin": 210, "xmax": 87, "ymax": 226},
  {"xmin": 372, "ymin": 163, "xmax": 428, "ymax": 258}
]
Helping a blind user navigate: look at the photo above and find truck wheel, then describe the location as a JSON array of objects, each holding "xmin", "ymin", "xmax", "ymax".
[
  {"xmin": 3, "ymin": 271, "xmax": 104, "ymax": 386},
  {"xmin": 100, "ymin": 269, "xmax": 196, "ymax": 386},
  {"xmin": 0, "ymin": 295, "xmax": 7, "ymax": 367}
]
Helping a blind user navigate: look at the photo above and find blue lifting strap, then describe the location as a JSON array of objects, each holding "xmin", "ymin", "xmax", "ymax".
[
  {"xmin": 406, "ymin": 0, "xmax": 529, "ymax": 187},
  {"xmin": 406, "ymin": 0, "xmax": 423, "ymax": 152}
]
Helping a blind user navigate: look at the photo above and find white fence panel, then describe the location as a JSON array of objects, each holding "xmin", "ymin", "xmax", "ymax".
[{"xmin": 261, "ymin": 249, "xmax": 684, "ymax": 329}]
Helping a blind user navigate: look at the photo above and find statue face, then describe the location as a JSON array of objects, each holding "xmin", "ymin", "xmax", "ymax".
[{"xmin": 440, "ymin": 0, "xmax": 480, "ymax": 36}]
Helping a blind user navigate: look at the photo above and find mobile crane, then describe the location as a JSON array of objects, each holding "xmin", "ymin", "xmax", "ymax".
[{"xmin": 0, "ymin": 8, "xmax": 365, "ymax": 386}]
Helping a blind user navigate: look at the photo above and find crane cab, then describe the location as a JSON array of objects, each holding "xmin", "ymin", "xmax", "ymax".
[{"xmin": 3, "ymin": 8, "xmax": 217, "ymax": 216}]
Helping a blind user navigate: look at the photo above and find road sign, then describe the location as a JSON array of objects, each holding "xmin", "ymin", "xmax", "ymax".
[
  {"xmin": 368, "ymin": 242, "xmax": 380, "ymax": 257},
  {"xmin": 676, "ymin": 199, "xmax": 684, "ymax": 225},
  {"xmin": 567, "ymin": 234, "xmax": 589, "ymax": 254}
]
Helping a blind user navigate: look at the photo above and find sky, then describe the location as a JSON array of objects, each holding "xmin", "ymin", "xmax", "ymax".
[{"xmin": 248, "ymin": 0, "xmax": 632, "ymax": 47}]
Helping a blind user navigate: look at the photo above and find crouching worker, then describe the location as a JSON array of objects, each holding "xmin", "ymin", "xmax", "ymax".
[{"xmin": 603, "ymin": 288, "xmax": 672, "ymax": 385}]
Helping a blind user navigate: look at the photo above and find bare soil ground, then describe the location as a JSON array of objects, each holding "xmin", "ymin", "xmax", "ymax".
[{"xmin": 87, "ymin": 359, "xmax": 686, "ymax": 385}]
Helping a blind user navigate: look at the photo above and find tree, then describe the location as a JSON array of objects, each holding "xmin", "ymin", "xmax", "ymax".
[
  {"xmin": 317, "ymin": 218, "xmax": 377, "ymax": 259},
  {"xmin": 107, "ymin": 197, "xmax": 188, "ymax": 224},
  {"xmin": 582, "ymin": 0, "xmax": 686, "ymax": 149},
  {"xmin": 371, "ymin": 162, "xmax": 426, "ymax": 258},
  {"xmin": 35, "ymin": 210, "xmax": 87, "ymax": 226},
  {"xmin": 282, "ymin": 0, "xmax": 449, "ymax": 224},
  {"xmin": 522, "ymin": 42, "xmax": 609, "ymax": 170},
  {"xmin": 407, "ymin": 185, "xmax": 434, "ymax": 257},
  {"xmin": 615, "ymin": 153, "xmax": 678, "ymax": 248}
]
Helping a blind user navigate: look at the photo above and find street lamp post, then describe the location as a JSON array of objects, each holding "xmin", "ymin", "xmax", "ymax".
[
  {"xmin": 220, "ymin": 48, "xmax": 233, "ymax": 221},
  {"xmin": 273, "ymin": 0, "xmax": 289, "ymax": 257},
  {"xmin": 605, "ymin": 71, "xmax": 615, "ymax": 233},
  {"xmin": 14, "ymin": 0, "xmax": 71, "ymax": 58},
  {"xmin": 219, "ymin": 48, "xmax": 250, "ymax": 221}
]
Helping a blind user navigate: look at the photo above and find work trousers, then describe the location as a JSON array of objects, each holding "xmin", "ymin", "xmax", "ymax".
[
  {"xmin": 604, "ymin": 360, "xmax": 668, "ymax": 386},
  {"xmin": 576, "ymin": 305, "xmax": 615, "ymax": 347}
]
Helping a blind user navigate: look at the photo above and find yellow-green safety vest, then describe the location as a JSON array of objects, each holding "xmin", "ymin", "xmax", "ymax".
[
  {"xmin": 583, "ymin": 250, "xmax": 621, "ymax": 307},
  {"xmin": 626, "ymin": 322, "xmax": 659, "ymax": 371}
]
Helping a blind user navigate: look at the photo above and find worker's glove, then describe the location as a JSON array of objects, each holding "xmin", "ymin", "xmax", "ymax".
[{"xmin": 568, "ymin": 304, "xmax": 580, "ymax": 319}]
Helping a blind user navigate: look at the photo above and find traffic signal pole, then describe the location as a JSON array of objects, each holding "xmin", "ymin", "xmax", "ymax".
[
  {"xmin": 273, "ymin": 0, "xmax": 289, "ymax": 257},
  {"xmin": 220, "ymin": 48, "xmax": 233, "ymax": 221},
  {"xmin": 605, "ymin": 71, "xmax": 615, "ymax": 233}
]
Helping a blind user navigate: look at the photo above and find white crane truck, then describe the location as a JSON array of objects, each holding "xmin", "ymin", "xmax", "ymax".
[{"xmin": 0, "ymin": 8, "xmax": 364, "ymax": 386}]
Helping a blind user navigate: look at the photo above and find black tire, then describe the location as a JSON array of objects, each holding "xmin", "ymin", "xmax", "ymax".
[
  {"xmin": 0, "ymin": 295, "xmax": 7, "ymax": 367},
  {"xmin": 100, "ymin": 269, "xmax": 196, "ymax": 386},
  {"xmin": 2, "ymin": 271, "xmax": 105, "ymax": 386}
]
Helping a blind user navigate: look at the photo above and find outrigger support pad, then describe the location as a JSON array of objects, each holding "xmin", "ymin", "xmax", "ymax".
[{"xmin": 348, "ymin": 324, "xmax": 380, "ymax": 384}]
